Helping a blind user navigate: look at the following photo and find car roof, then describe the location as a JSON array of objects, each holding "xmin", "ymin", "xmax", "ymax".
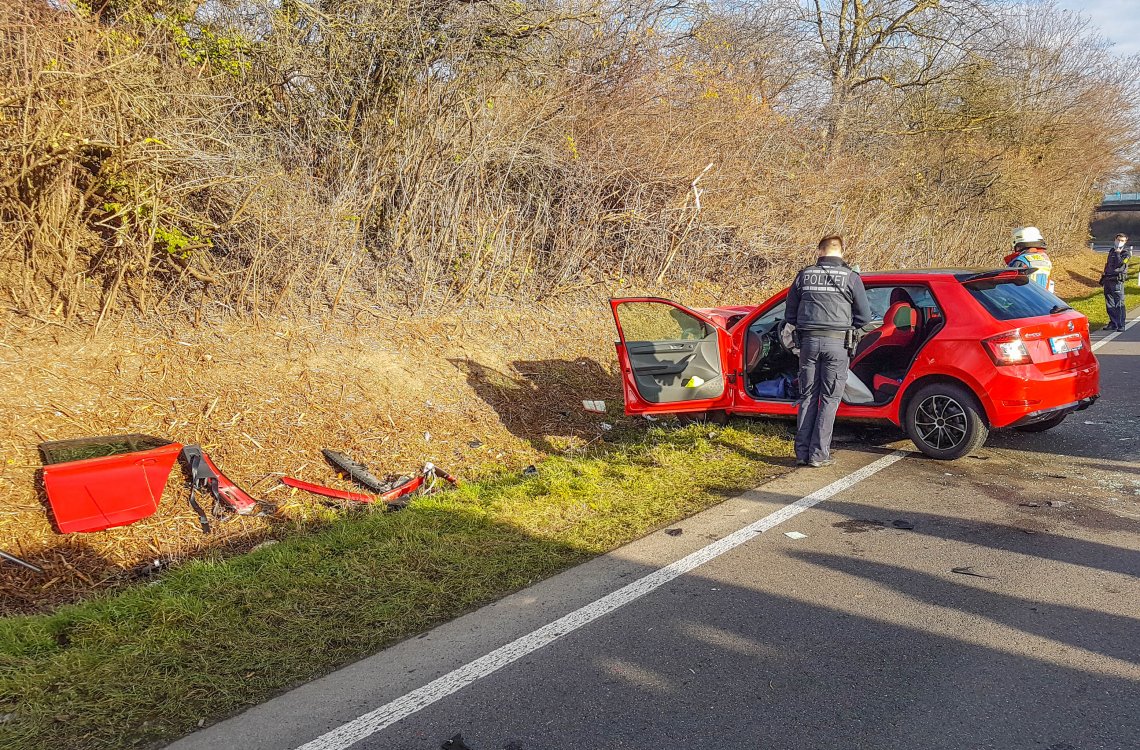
[{"xmin": 863, "ymin": 268, "xmax": 982, "ymax": 278}]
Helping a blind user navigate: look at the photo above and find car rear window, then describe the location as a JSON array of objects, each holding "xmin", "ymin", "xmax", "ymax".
[{"xmin": 965, "ymin": 277, "xmax": 1063, "ymax": 321}]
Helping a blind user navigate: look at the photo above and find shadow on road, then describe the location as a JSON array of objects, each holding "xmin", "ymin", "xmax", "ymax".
[
  {"xmin": 788, "ymin": 550, "xmax": 1139, "ymax": 663},
  {"xmin": 823, "ymin": 499, "xmax": 1140, "ymax": 578}
]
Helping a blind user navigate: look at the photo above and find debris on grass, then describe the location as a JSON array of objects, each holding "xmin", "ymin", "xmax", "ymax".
[{"xmin": 582, "ymin": 399, "xmax": 607, "ymax": 414}]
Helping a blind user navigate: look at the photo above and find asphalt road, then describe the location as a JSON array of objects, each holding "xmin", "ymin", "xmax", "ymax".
[{"xmin": 169, "ymin": 315, "xmax": 1140, "ymax": 750}]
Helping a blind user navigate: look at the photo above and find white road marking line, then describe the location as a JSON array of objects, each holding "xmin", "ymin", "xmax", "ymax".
[
  {"xmin": 294, "ymin": 450, "xmax": 909, "ymax": 750},
  {"xmin": 1092, "ymin": 313, "xmax": 1139, "ymax": 351}
]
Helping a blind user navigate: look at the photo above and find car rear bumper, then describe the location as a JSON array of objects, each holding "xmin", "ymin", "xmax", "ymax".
[
  {"xmin": 985, "ymin": 362, "xmax": 1100, "ymax": 428},
  {"xmin": 1009, "ymin": 396, "xmax": 1099, "ymax": 427}
]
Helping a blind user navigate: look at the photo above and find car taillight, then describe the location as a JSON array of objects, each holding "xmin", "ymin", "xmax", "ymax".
[{"xmin": 983, "ymin": 332, "xmax": 1032, "ymax": 366}]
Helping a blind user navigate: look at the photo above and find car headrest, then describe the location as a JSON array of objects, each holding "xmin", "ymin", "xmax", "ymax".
[{"xmin": 889, "ymin": 287, "xmax": 915, "ymax": 307}]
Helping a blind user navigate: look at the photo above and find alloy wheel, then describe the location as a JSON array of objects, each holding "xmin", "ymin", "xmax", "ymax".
[{"xmin": 914, "ymin": 394, "xmax": 968, "ymax": 451}]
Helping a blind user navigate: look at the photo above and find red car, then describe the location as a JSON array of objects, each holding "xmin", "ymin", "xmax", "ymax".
[{"xmin": 611, "ymin": 268, "xmax": 1100, "ymax": 460}]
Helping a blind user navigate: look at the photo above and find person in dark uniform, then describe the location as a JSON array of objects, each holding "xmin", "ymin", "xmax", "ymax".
[
  {"xmin": 1102, "ymin": 233, "xmax": 1132, "ymax": 332},
  {"xmin": 784, "ymin": 235, "xmax": 872, "ymax": 468}
]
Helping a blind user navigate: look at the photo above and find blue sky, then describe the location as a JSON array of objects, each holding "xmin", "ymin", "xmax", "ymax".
[{"xmin": 1055, "ymin": 0, "xmax": 1140, "ymax": 56}]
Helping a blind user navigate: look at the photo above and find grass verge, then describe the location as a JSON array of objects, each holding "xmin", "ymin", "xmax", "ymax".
[{"xmin": 0, "ymin": 421, "xmax": 791, "ymax": 750}]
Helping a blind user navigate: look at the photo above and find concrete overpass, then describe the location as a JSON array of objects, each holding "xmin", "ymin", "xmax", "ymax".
[{"xmin": 1096, "ymin": 192, "xmax": 1140, "ymax": 211}]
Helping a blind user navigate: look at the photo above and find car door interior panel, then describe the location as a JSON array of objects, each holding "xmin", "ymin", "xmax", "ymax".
[{"xmin": 624, "ymin": 339, "xmax": 724, "ymax": 402}]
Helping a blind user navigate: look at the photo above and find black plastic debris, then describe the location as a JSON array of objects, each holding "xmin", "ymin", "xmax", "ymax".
[
  {"xmin": 128, "ymin": 558, "xmax": 168, "ymax": 579},
  {"xmin": 522, "ymin": 465, "xmax": 538, "ymax": 477},
  {"xmin": 442, "ymin": 734, "xmax": 474, "ymax": 750},
  {"xmin": 665, "ymin": 528, "xmax": 683, "ymax": 537},
  {"xmin": 468, "ymin": 440, "xmax": 483, "ymax": 449},
  {"xmin": 322, "ymin": 449, "xmax": 387, "ymax": 493},
  {"xmin": 951, "ymin": 566, "xmax": 996, "ymax": 579},
  {"xmin": 1019, "ymin": 502, "xmax": 1041, "ymax": 508},
  {"xmin": 891, "ymin": 520, "xmax": 914, "ymax": 530}
]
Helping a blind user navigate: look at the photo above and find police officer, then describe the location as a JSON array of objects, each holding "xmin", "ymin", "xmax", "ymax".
[
  {"xmin": 784, "ymin": 235, "xmax": 872, "ymax": 468},
  {"xmin": 1102, "ymin": 233, "xmax": 1133, "ymax": 332}
]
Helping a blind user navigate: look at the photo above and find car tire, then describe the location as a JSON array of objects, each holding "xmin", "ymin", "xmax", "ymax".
[
  {"xmin": 1012, "ymin": 413, "xmax": 1067, "ymax": 433},
  {"xmin": 904, "ymin": 382, "xmax": 988, "ymax": 460}
]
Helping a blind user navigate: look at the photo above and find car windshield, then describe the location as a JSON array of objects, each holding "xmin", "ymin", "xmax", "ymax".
[{"xmin": 965, "ymin": 276, "xmax": 1063, "ymax": 321}]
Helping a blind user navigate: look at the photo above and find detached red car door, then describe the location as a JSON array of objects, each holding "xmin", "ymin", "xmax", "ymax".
[{"xmin": 610, "ymin": 298, "xmax": 734, "ymax": 415}]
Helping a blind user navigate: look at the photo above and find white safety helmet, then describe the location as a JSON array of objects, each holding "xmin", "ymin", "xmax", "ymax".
[{"xmin": 1011, "ymin": 226, "xmax": 1046, "ymax": 248}]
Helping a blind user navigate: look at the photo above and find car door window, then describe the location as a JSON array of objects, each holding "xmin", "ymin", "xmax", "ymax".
[
  {"xmin": 865, "ymin": 284, "xmax": 941, "ymax": 322},
  {"xmin": 616, "ymin": 303, "xmax": 714, "ymax": 343}
]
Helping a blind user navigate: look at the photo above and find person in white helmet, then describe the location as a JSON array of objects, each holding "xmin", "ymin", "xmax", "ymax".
[{"xmin": 1005, "ymin": 227, "xmax": 1054, "ymax": 293}]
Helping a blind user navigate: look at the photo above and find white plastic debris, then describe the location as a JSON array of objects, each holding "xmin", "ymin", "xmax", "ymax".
[
  {"xmin": 582, "ymin": 400, "xmax": 607, "ymax": 413},
  {"xmin": 784, "ymin": 531, "xmax": 807, "ymax": 540},
  {"xmin": 600, "ymin": 422, "xmax": 613, "ymax": 431}
]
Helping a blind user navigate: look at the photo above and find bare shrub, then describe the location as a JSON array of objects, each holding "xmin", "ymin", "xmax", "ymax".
[{"xmin": 0, "ymin": 0, "xmax": 1135, "ymax": 322}]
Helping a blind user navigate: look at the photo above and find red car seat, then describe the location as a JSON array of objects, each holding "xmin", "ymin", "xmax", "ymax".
[{"xmin": 851, "ymin": 288, "xmax": 919, "ymax": 372}]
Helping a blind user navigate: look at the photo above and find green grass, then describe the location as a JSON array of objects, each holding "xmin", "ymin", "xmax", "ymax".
[
  {"xmin": 1065, "ymin": 261, "xmax": 1140, "ymax": 330},
  {"xmin": 0, "ymin": 421, "xmax": 791, "ymax": 750}
]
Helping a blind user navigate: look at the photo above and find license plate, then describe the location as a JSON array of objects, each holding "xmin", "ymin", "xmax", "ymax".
[{"xmin": 1049, "ymin": 333, "xmax": 1084, "ymax": 354}]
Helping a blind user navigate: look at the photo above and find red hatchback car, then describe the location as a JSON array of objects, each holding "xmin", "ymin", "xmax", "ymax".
[{"xmin": 611, "ymin": 268, "xmax": 1100, "ymax": 460}]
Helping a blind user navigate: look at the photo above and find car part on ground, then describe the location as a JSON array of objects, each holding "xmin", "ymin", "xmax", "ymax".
[
  {"xmin": 180, "ymin": 445, "xmax": 266, "ymax": 533},
  {"xmin": 321, "ymin": 449, "xmax": 388, "ymax": 492},
  {"xmin": 1, "ymin": 550, "xmax": 44, "ymax": 573},
  {"xmin": 39, "ymin": 435, "xmax": 183, "ymax": 533},
  {"xmin": 282, "ymin": 461, "xmax": 459, "ymax": 509},
  {"xmin": 281, "ymin": 476, "xmax": 374, "ymax": 503}
]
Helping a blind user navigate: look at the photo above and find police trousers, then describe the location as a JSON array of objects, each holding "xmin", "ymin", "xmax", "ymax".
[
  {"xmin": 1104, "ymin": 280, "xmax": 1126, "ymax": 330},
  {"xmin": 795, "ymin": 334, "xmax": 849, "ymax": 464}
]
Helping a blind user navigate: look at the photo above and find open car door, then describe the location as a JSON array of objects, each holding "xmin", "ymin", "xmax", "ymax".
[{"xmin": 610, "ymin": 298, "xmax": 733, "ymax": 415}]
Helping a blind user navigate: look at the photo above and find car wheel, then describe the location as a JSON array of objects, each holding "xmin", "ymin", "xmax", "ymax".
[
  {"xmin": 904, "ymin": 383, "xmax": 988, "ymax": 460},
  {"xmin": 1013, "ymin": 413, "xmax": 1067, "ymax": 433}
]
